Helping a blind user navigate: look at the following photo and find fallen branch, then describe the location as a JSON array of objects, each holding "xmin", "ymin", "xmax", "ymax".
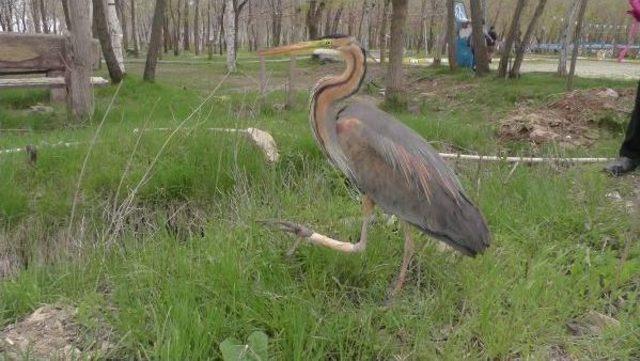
[
  {"xmin": 133, "ymin": 127, "xmax": 280, "ymax": 163},
  {"xmin": 2, "ymin": 143, "xmax": 615, "ymax": 165},
  {"xmin": 0, "ymin": 141, "xmax": 81, "ymax": 156},
  {"xmin": 439, "ymin": 153, "xmax": 615, "ymax": 163}
]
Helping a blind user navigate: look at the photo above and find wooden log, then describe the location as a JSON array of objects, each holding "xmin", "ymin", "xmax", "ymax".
[
  {"xmin": 47, "ymin": 70, "xmax": 67, "ymax": 102},
  {"xmin": 0, "ymin": 77, "xmax": 109, "ymax": 89},
  {"xmin": 0, "ymin": 32, "xmax": 101, "ymax": 75}
]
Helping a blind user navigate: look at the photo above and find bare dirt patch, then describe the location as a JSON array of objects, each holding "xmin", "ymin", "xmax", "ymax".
[
  {"xmin": 0, "ymin": 305, "xmax": 116, "ymax": 360},
  {"xmin": 499, "ymin": 88, "xmax": 634, "ymax": 147}
]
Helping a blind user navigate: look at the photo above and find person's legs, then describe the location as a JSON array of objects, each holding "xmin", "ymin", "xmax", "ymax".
[
  {"xmin": 605, "ymin": 80, "xmax": 640, "ymax": 176},
  {"xmin": 620, "ymin": 82, "xmax": 640, "ymax": 159}
]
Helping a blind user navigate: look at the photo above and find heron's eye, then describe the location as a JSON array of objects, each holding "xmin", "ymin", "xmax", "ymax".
[{"xmin": 324, "ymin": 40, "xmax": 332, "ymax": 46}]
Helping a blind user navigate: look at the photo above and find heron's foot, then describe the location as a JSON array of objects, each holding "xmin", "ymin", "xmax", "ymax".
[
  {"xmin": 260, "ymin": 220, "xmax": 314, "ymax": 238},
  {"xmin": 604, "ymin": 157, "xmax": 639, "ymax": 177},
  {"xmin": 259, "ymin": 220, "xmax": 314, "ymax": 256}
]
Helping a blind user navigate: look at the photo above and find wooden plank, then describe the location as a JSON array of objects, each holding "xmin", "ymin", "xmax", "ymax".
[
  {"xmin": 0, "ymin": 77, "xmax": 109, "ymax": 89},
  {"xmin": 0, "ymin": 33, "xmax": 66, "ymax": 73},
  {"xmin": 0, "ymin": 32, "xmax": 101, "ymax": 75}
]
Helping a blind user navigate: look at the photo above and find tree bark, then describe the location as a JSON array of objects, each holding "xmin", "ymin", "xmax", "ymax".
[
  {"xmin": 194, "ymin": 0, "xmax": 201, "ymax": 55},
  {"xmin": 509, "ymin": 0, "xmax": 548, "ymax": 78},
  {"xmin": 61, "ymin": 0, "xmax": 72, "ymax": 31},
  {"xmin": 567, "ymin": 0, "xmax": 588, "ymax": 91},
  {"xmin": 270, "ymin": 0, "xmax": 283, "ymax": 46},
  {"xmin": 557, "ymin": 0, "xmax": 580, "ymax": 76},
  {"xmin": 233, "ymin": 0, "xmax": 250, "ymax": 55},
  {"xmin": 144, "ymin": 0, "xmax": 167, "ymax": 81},
  {"xmin": 131, "ymin": 0, "xmax": 139, "ymax": 56},
  {"xmin": 378, "ymin": 0, "xmax": 390, "ymax": 64},
  {"xmin": 359, "ymin": 0, "xmax": 371, "ymax": 49},
  {"xmin": 385, "ymin": 0, "xmax": 408, "ymax": 107},
  {"xmin": 66, "ymin": 0, "xmax": 93, "ymax": 121},
  {"xmin": 183, "ymin": 0, "xmax": 190, "ymax": 51},
  {"xmin": 116, "ymin": 0, "xmax": 128, "ymax": 51},
  {"xmin": 306, "ymin": 0, "xmax": 325, "ymax": 40},
  {"xmin": 30, "ymin": 0, "xmax": 41, "ymax": 33},
  {"xmin": 39, "ymin": 0, "xmax": 48, "ymax": 33},
  {"xmin": 470, "ymin": 0, "xmax": 490, "ymax": 75},
  {"xmin": 92, "ymin": 0, "xmax": 125, "ymax": 83},
  {"xmin": 330, "ymin": 5, "xmax": 343, "ymax": 34},
  {"xmin": 224, "ymin": 0, "xmax": 236, "ymax": 72},
  {"xmin": 497, "ymin": 0, "xmax": 526, "ymax": 78},
  {"xmin": 446, "ymin": 0, "xmax": 457, "ymax": 71}
]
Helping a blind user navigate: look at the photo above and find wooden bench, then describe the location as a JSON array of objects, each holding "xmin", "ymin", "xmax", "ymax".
[{"xmin": 0, "ymin": 32, "xmax": 106, "ymax": 103}]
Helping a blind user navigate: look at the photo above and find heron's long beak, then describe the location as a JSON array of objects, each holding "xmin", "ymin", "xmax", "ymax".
[{"xmin": 258, "ymin": 40, "xmax": 326, "ymax": 57}]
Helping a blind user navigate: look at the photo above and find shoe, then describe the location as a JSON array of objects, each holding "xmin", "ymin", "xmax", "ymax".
[{"xmin": 604, "ymin": 157, "xmax": 640, "ymax": 176}]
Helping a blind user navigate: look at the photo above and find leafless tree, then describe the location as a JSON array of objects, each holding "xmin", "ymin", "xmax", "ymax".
[
  {"xmin": 470, "ymin": 0, "xmax": 490, "ymax": 75},
  {"xmin": 446, "ymin": 0, "xmax": 456, "ymax": 71},
  {"xmin": 306, "ymin": 0, "xmax": 325, "ymax": 39},
  {"xmin": 567, "ymin": 0, "xmax": 588, "ymax": 90},
  {"xmin": 144, "ymin": 0, "xmax": 168, "ymax": 81},
  {"xmin": 497, "ymin": 0, "xmax": 526, "ymax": 78},
  {"xmin": 557, "ymin": 0, "xmax": 580, "ymax": 76},
  {"xmin": 386, "ymin": 0, "xmax": 408, "ymax": 107},
  {"xmin": 509, "ymin": 0, "xmax": 548, "ymax": 78},
  {"xmin": 66, "ymin": 0, "xmax": 94, "ymax": 120},
  {"xmin": 93, "ymin": 0, "xmax": 125, "ymax": 83}
]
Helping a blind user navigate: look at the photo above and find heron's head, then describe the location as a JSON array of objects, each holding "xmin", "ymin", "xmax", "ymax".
[{"xmin": 258, "ymin": 35, "xmax": 358, "ymax": 57}]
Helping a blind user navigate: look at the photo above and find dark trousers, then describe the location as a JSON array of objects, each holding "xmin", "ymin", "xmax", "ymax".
[{"xmin": 620, "ymin": 80, "xmax": 640, "ymax": 159}]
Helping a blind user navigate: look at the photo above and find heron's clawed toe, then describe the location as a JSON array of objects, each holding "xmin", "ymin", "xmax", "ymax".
[{"xmin": 259, "ymin": 220, "xmax": 314, "ymax": 238}]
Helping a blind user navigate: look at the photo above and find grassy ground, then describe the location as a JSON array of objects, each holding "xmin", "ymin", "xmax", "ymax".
[{"xmin": 1, "ymin": 56, "xmax": 639, "ymax": 360}]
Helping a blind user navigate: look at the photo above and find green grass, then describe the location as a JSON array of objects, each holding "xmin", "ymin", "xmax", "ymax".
[{"xmin": 1, "ymin": 63, "xmax": 639, "ymax": 360}]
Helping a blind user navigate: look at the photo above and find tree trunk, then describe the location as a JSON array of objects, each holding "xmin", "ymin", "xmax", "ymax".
[
  {"xmin": 497, "ymin": 0, "xmax": 526, "ymax": 78},
  {"xmin": 116, "ymin": 0, "xmax": 128, "ymax": 51},
  {"xmin": 509, "ymin": 0, "xmax": 548, "ymax": 78},
  {"xmin": 233, "ymin": 0, "xmax": 249, "ymax": 57},
  {"xmin": 208, "ymin": 0, "xmax": 214, "ymax": 59},
  {"xmin": 183, "ymin": 0, "xmax": 190, "ymax": 51},
  {"xmin": 224, "ymin": 0, "xmax": 236, "ymax": 72},
  {"xmin": 144, "ymin": 0, "xmax": 167, "ymax": 81},
  {"xmin": 417, "ymin": 0, "xmax": 427, "ymax": 55},
  {"xmin": 378, "ymin": 0, "xmax": 390, "ymax": 64},
  {"xmin": 39, "ymin": 0, "xmax": 48, "ymax": 33},
  {"xmin": 557, "ymin": 0, "xmax": 579, "ymax": 76},
  {"xmin": 567, "ymin": 0, "xmax": 588, "ymax": 91},
  {"xmin": 61, "ymin": 0, "xmax": 72, "ymax": 30},
  {"xmin": 359, "ymin": 0, "xmax": 371, "ymax": 49},
  {"xmin": 93, "ymin": 0, "xmax": 125, "ymax": 83},
  {"xmin": 271, "ymin": 0, "xmax": 282, "ymax": 46},
  {"xmin": 218, "ymin": 2, "xmax": 224, "ymax": 55},
  {"xmin": 131, "ymin": 0, "xmax": 139, "ymax": 57},
  {"xmin": 163, "ymin": 6, "xmax": 170, "ymax": 53},
  {"xmin": 385, "ymin": 0, "xmax": 408, "ymax": 107},
  {"xmin": 194, "ymin": 0, "xmax": 201, "ymax": 55},
  {"xmin": 306, "ymin": 0, "xmax": 324, "ymax": 40},
  {"xmin": 66, "ymin": 0, "xmax": 93, "ymax": 121},
  {"xmin": 446, "ymin": 0, "xmax": 457, "ymax": 71},
  {"xmin": 331, "ymin": 5, "xmax": 343, "ymax": 35},
  {"xmin": 107, "ymin": 0, "xmax": 126, "ymax": 71},
  {"xmin": 470, "ymin": 0, "xmax": 490, "ymax": 75},
  {"xmin": 30, "ymin": 0, "xmax": 41, "ymax": 33}
]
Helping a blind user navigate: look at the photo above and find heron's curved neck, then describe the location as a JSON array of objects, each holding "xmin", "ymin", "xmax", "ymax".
[{"xmin": 310, "ymin": 44, "xmax": 366, "ymax": 151}]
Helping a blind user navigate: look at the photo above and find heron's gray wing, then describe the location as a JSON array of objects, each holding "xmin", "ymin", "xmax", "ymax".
[{"xmin": 335, "ymin": 101, "xmax": 490, "ymax": 256}]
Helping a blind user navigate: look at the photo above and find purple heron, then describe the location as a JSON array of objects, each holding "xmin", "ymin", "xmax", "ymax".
[{"xmin": 259, "ymin": 35, "xmax": 490, "ymax": 299}]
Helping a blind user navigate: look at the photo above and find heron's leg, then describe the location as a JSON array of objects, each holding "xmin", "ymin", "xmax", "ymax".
[
  {"xmin": 387, "ymin": 222, "xmax": 415, "ymax": 302},
  {"xmin": 266, "ymin": 195, "xmax": 375, "ymax": 254}
]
